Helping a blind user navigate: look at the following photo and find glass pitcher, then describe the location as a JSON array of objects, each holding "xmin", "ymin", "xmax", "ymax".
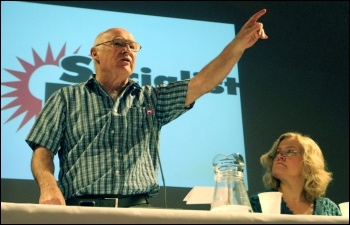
[{"xmin": 210, "ymin": 153, "xmax": 252, "ymax": 213}]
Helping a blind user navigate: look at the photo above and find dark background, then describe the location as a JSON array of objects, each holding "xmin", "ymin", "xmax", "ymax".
[{"xmin": 2, "ymin": 1, "xmax": 348, "ymax": 210}]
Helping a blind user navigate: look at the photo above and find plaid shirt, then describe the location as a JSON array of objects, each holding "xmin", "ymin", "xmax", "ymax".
[{"xmin": 26, "ymin": 75, "xmax": 193, "ymax": 199}]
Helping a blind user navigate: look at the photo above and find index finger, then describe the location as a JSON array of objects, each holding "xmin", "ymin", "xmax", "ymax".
[{"xmin": 247, "ymin": 9, "xmax": 267, "ymax": 26}]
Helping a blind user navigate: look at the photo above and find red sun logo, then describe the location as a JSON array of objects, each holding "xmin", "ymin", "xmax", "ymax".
[{"xmin": 1, "ymin": 43, "xmax": 81, "ymax": 131}]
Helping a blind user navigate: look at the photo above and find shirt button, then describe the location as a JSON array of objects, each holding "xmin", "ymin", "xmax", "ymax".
[{"xmin": 111, "ymin": 130, "xmax": 114, "ymax": 133}]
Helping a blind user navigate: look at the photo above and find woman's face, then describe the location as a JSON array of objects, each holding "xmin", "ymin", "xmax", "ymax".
[{"xmin": 271, "ymin": 137, "xmax": 304, "ymax": 181}]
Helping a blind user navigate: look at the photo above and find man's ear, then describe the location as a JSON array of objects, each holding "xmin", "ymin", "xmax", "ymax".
[{"xmin": 90, "ymin": 48, "xmax": 98, "ymax": 59}]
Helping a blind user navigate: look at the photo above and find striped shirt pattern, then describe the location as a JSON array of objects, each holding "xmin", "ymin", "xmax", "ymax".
[{"xmin": 26, "ymin": 75, "xmax": 193, "ymax": 199}]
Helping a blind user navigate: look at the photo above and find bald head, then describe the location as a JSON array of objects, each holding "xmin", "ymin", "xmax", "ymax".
[{"xmin": 94, "ymin": 28, "xmax": 136, "ymax": 46}]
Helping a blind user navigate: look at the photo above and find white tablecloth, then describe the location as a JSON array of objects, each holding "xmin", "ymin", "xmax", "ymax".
[{"xmin": 1, "ymin": 202, "xmax": 348, "ymax": 224}]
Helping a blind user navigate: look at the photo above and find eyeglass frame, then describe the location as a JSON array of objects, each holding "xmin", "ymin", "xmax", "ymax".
[
  {"xmin": 269, "ymin": 149, "xmax": 302, "ymax": 159},
  {"xmin": 94, "ymin": 37, "xmax": 142, "ymax": 52}
]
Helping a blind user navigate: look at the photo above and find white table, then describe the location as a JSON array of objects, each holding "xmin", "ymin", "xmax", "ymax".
[{"xmin": 1, "ymin": 202, "xmax": 348, "ymax": 224}]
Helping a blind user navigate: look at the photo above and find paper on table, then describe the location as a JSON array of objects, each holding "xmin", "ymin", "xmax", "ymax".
[{"xmin": 183, "ymin": 186, "xmax": 214, "ymax": 204}]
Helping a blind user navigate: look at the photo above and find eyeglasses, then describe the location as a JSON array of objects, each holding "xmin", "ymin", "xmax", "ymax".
[
  {"xmin": 94, "ymin": 37, "xmax": 142, "ymax": 52},
  {"xmin": 269, "ymin": 149, "xmax": 301, "ymax": 159}
]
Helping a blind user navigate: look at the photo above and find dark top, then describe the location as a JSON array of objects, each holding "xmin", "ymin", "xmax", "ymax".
[{"xmin": 249, "ymin": 190, "xmax": 342, "ymax": 216}]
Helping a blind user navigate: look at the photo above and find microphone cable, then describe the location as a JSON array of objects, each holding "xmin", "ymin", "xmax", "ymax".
[{"xmin": 147, "ymin": 105, "xmax": 167, "ymax": 208}]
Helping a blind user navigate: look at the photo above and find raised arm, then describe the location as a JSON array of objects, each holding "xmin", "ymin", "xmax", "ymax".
[{"xmin": 185, "ymin": 9, "xmax": 268, "ymax": 106}]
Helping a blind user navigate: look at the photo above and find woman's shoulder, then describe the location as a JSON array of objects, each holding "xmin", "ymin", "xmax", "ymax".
[
  {"xmin": 316, "ymin": 197, "xmax": 338, "ymax": 205},
  {"xmin": 315, "ymin": 197, "xmax": 342, "ymax": 216}
]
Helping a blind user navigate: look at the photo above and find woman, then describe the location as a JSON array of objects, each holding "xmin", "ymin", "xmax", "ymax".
[{"xmin": 249, "ymin": 132, "xmax": 341, "ymax": 215}]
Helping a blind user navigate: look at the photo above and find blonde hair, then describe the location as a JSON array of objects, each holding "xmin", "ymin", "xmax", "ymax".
[{"xmin": 260, "ymin": 131, "xmax": 332, "ymax": 202}]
